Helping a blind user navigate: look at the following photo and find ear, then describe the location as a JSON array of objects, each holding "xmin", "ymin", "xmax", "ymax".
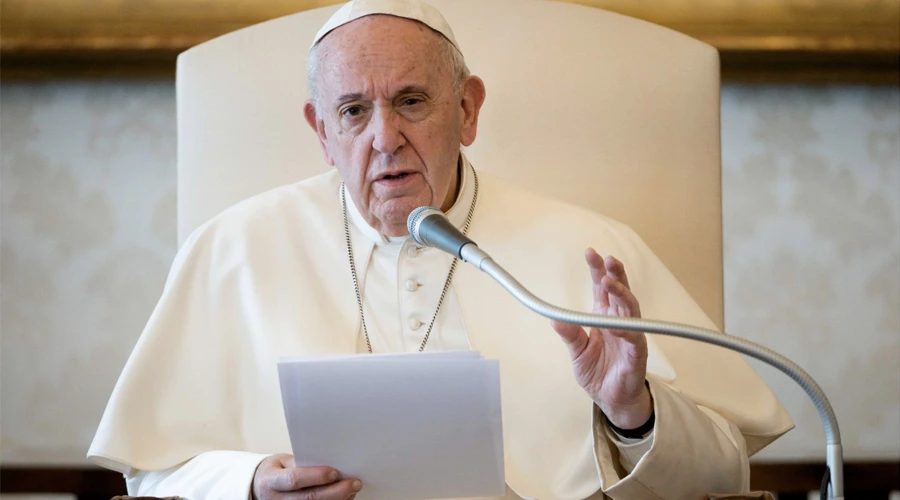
[
  {"xmin": 459, "ymin": 76, "xmax": 486, "ymax": 147},
  {"xmin": 304, "ymin": 100, "xmax": 335, "ymax": 166}
]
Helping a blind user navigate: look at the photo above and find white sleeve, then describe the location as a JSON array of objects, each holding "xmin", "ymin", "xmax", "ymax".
[
  {"xmin": 607, "ymin": 429, "xmax": 654, "ymax": 472},
  {"xmin": 126, "ymin": 451, "xmax": 270, "ymax": 499},
  {"xmin": 595, "ymin": 377, "xmax": 751, "ymax": 499}
]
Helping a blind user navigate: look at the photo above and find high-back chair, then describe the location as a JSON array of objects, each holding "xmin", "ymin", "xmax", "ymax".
[{"xmin": 176, "ymin": 0, "xmax": 724, "ymax": 329}]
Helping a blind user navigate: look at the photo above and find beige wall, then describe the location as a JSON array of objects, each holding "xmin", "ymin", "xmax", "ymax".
[{"xmin": 1, "ymin": 81, "xmax": 898, "ymax": 464}]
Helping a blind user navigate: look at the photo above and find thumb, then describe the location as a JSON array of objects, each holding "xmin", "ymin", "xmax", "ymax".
[
  {"xmin": 276, "ymin": 454, "xmax": 295, "ymax": 469},
  {"xmin": 551, "ymin": 320, "xmax": 589, "ymax": 359}
]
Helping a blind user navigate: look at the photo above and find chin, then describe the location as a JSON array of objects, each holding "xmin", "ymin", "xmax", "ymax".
[{"xmin": 377, "ymin": 198, "xmax": 426, "ymax": 233}]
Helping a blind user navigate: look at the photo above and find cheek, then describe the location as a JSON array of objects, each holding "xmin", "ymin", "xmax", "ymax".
[
  {"xmin": 323, "ymin": 118, "xmax": 379, "ymax": 209},
  {"xmin": 331, "ymin": 134, "xmax": 370, "ymax": 178},
  {"xmin": 409, "ymin": 120, "xmax": 460, "ymax": 199}
]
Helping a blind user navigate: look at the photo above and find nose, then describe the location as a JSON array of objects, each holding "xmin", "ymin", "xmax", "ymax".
[{"xmin": 370, "ymin": 107, "xmax": 406, "ymax": 155}]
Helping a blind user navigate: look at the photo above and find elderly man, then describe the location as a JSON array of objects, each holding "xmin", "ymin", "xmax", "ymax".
[{"xmin": 89, "ymin": 1, "xmax": 793, "ymax": 499}]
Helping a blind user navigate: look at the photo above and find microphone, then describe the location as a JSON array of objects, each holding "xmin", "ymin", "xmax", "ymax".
[
  {"xmin": 406, "ymin": 206, "xmax": 845, "ymax": 499},
  {"xmin": 407, "ymin": 206, "xmax": 477, "ymax": 260}
]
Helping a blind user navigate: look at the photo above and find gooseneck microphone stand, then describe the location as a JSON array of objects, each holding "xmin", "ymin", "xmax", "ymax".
[{"xmin": 408, "ymin": 206, "xmax": 844, "ymax": 499}]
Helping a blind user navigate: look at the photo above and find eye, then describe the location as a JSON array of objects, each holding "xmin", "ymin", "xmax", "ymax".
[
  {"xmin": 402, "ymin": 97, "xmax": 424, "ymax": 106},
  {"xmin": 342, "ymin": 105, "xmax": 363, "ymax": 117}
]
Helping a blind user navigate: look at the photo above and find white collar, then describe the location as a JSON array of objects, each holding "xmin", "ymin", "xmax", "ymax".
[{"xmin": 342, "ymin": 153, "xmax": 475, "ymax": 247}]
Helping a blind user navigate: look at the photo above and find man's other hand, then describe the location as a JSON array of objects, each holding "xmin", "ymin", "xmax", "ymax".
[
  {"xmin": 550, "ymin": 248, "xmax": 653, "ymax": 431},
  {"xmin": 251, "ymin": 454, "xmax": 362, "ymax": 500}
]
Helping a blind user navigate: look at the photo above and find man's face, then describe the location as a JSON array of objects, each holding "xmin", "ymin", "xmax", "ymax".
[{"xmin": 305, "ymin": 15, "xmax": 484, "ymax": 236}]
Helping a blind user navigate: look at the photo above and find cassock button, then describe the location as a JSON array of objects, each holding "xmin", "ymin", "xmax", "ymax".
[
  {"xmin": 409, "ymin": 318, "xmax": 423, "ymax": 330},
  {"xmin": 405, "ymin": 280, "xmax": 420, "ymax": 292}
]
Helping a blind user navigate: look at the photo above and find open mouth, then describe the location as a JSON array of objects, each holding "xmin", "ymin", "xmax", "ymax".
[{"xmin": 378, "ymin": 171, "xmax": 414, "ymax": 181}]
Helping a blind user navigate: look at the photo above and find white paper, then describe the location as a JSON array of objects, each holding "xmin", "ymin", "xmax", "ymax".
[{"xmin": 278, "ymin": 352, "xmax": 505, "ymax": 500}]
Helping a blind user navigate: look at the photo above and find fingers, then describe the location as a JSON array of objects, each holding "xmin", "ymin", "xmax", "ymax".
[
  {"xmin": 284, "ymin": 479, "xmax": 362, "ymax": 500},
  {"xmin": 599, "ymin": 274, "xmax": 643, "ymax": 347},
  {"xmin": 551, "ymin": 320, "xmax": 589, "ymax": 359},
  {"xmin": 586, "ymin": 250, "xmax": 631, "ymax": 291},
  {"xmin": 585, "ymin": 249, "xmax": 640, "ymax": 319},
  {"xmin": 276, "ymin": 455, "xmax": 296, "ymax": 469},
  {"xmin": 585, "ymin": 248, "xmax": 609, "ymax": 311},
  {"xmin": 270, "ymin": 465, "xmax": 342, "ymax": 492},
  {"xmin": 600, "ymin": 275, "xmax": 641, "ymax": 320},
  {"xmin": 253, "ymin": 455, "xmax": 362, "ymax": 500},
  {"xmin": 603, "ymin": 255, "xmax": 630, "ymax": 290},
  {"xmin": 586, "ymin": 249, "xmax": 637, "ymax": 316}
]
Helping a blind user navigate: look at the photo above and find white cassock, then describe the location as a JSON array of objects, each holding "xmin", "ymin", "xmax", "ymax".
[{"xmin": 88, "ymin": 154, "xmax": 793, "ymax": 500}]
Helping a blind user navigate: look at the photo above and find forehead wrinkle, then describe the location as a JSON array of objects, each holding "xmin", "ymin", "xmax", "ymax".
[
  {"xmin": 328, "ymin": 63, "xmax": 421, "ymax": 102},
  {"xmin": 321, "ymin": 50, "xmax": 438, "ymax": 104}
]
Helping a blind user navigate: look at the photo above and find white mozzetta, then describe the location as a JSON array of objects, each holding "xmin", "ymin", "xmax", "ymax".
[{"xmin": 89, "ymin": 161, "xmax": 792, "ymax": 499}]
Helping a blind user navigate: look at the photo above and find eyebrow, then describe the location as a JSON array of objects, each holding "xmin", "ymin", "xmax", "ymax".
[
  {"xmin": 335, "ymin": 92, "xmax": 364, "ymax": 106},
  {"xmin": 333, "ymin": 86, "xmax": 430, "ymax": 106},
  {"xmin": 396, "ymin": 85, "xmax": 429, "ymax": 96}
]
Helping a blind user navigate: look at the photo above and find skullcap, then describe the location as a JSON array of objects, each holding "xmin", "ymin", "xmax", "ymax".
[{"xmin": 311, "ymin": 0, "xmax": 461, "ymax": 54}]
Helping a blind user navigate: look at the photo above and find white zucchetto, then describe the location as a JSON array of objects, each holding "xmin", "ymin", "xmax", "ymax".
[{"xmin": 311, "ymin": 0, "xmax": 461, "ymax": 53}]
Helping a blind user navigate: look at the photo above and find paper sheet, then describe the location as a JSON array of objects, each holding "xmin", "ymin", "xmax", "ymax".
[{"xmin": 278, "ymin": 351, "xmax": 505, "ymax": 500}]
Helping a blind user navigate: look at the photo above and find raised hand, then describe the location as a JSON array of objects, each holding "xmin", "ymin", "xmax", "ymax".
[
  {"xmin": 550, "ymin": 248, "xmax": 652, "ymax": 430},
  {"xmin": 252, "ymin": 454, "xmax": 362, "ymax": 500}
]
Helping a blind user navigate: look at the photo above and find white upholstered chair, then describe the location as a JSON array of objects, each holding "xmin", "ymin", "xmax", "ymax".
[{"xmin": 176, "ymin": 0, "xmax": 725, "ymax": 329}]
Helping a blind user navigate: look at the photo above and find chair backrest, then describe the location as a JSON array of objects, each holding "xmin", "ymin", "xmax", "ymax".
[{"xmin": 176, "ymin": 0, "xmax": 724, "ymax": 329}]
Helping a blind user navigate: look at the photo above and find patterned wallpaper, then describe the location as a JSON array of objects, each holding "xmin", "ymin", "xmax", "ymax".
[
  {"xmin": 1, "ymin": 81, "xmax": 898, "ymax": 465},
  {"xmin": 721, "ymin": 85, "xmax": 900, "ymax": 459},
  {"xmin": 1, "ymin": 82, "xmax": 177, "ymax": 463}
]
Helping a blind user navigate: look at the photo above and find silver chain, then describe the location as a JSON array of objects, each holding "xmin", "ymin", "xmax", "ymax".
[{"xmin": 342, "ymin": 166, "xmax": 479, "ymax": 353}]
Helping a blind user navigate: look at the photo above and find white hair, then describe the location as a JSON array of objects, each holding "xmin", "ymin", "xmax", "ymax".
[{"xmin": 306, "ymin": 25, "xmax": 470, "ymax": 107}]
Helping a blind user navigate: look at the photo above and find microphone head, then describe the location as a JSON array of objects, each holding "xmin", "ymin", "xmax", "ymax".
[{"xmin": 407, "ymin": 206, "xmax": 443, "ymax": 245}]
